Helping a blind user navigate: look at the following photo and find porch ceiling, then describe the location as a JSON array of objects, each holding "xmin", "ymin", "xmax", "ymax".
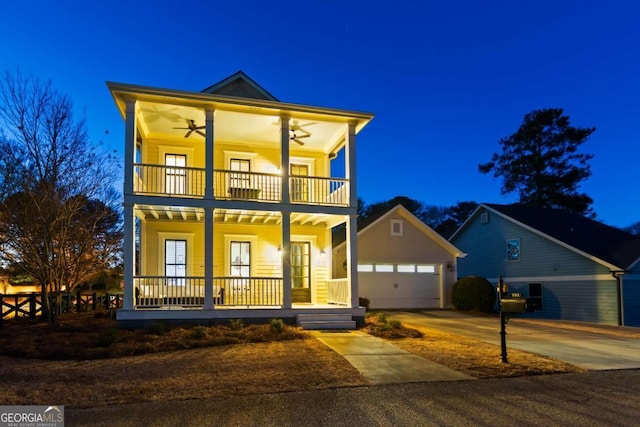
[
  {"xmin": 135, "ymin": 206, "xmax": 342, "ymax": 227},
  {"xmin": 136, "ymin": 100, "xmax": 348, "ymax": 153}
]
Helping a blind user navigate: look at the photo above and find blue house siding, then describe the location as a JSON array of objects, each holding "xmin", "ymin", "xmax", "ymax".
[
  {"xmin": 454, "ymin": 208, "xmax": 610, "ymax": 280},
  {"xmin": 507, "ymin": 278, "xmax": 619, "ymax": 325},
  {"xmin": 623, "ymin": 272, "xmax": 640, "ymax": 326}
]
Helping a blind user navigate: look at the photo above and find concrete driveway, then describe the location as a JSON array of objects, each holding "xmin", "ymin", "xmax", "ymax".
[{"xmin": 389, "ymin": 310, "xmax": 640, "ymax": 370}]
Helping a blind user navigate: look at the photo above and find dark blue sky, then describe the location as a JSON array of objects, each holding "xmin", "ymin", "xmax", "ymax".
[{"xmin": 2, "ymin": 1, "xmax": 639, "ymax": 228}]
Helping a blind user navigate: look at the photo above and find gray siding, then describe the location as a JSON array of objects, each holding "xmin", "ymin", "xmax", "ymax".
[
  {"xmin": 453, "ymin": 207, "xmax": 611, "ymax": 279},
  {"xmin": 623, "ymin": 261, "xmax": 640, "ymax": 326},
  {"xmin": 507, "ymin": 279, "xmax": 619, "ymax": 325}
]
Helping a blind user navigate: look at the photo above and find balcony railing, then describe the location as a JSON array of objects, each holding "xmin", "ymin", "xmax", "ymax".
[
  {"xmin": 291, "ymin": 176, "xmax": 348, "ymax": 206},
  {"xmin": 134, "ymin": 164, "xmax": 205, "ymax": 198},
  {"xmin": 133, "ymin": 276, "xmax": 282, "ymax": 308},
  {"xmin": 133, "ymin": 164, "xmax": 349, "ymax": 206},
  {"xmin": 214, "ymin": 170, "xmax": 281, "ymax": 202}
]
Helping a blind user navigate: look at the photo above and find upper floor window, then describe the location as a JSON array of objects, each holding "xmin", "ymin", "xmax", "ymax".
[
  {"xmin": 230, "ymin": 158, "xmax": 251, "ymax": 189},
  {"xmin": 391, "ymin": 219, "xmax": 403, "ymax": 236},
  {"xmin": 165, "ymin": 154, "xmax": 186, "ymax": 195},
  {"xmin": 507, "ymin": 238, "xmax": 520, "ymax": 262}
]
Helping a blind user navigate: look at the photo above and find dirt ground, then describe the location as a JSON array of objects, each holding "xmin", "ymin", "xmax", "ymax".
[{"xmin": 0, "ymin": 313, "xmax": 583, "ymax": 408}]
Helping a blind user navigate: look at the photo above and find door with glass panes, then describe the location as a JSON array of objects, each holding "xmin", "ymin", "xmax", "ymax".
[
  {"xmin": 290, "ymin": 164, "xmax": 309, "ymax": 202},
  {"xmin": 291, "ymin": 242, "xmax": 311, "ymax": 303}
]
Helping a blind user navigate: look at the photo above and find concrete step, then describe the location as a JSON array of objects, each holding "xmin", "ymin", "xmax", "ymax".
[
  {"xmin": 297, "ymin": 313, "xmax": 356, "ymax": 330},
  {"xmin": 298, "ymin": 320, "xmax": 357, "ymax": 330}
]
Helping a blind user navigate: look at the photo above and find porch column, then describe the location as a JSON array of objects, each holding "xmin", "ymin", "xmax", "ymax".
[
  {"xmin": 345, "ymin": 122, "xmax": 357, "ymax": 208},
  {"xmin": 282, "ymin": 212, "xmax": 292, "ymax": 309},
  {"xmin": 280, "ymin": 115, "xmax": 290, "ymax": 204},
  {"xmin": 122, "ymin": 203, "xmax": 135, "ymax": 310},
  {"xmin": 347, "ymin": 214, "xmax": 359, "ymax": 308},
  {"xmin": 124, "ymin": 99, "xmax": 137, "ymax": 196},
  {"xmin": 203, "ymin": 207, "xmax": 214, "ymax": 309},
  {"xmin": 205, "ymin": 108, "xmax": 215, "ymax": 199}
]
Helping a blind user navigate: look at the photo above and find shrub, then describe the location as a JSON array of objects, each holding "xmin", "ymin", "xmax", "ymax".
[
  {"xmin": 451, "ymin": 276, "xmax": 496, "ymax": 312},
  {"xmin": 229, "ymin": 319, "xmax": 244, "ymax": 331},
  {"xmin": 358, "ymin": 297, "xmax": 370, "ymax": 311},
  {"xmin": 189, "ymin": 326, "xmax": 207, "ymax": 340},
  {"xmin": 269, "ymin": 318, "xmax": 285, "ymax": 334},
  {"xmin": 375, "ymin": 312, "xmax": 387, "ymax": 323},
  {"xmin": 96, "ymin": 327, "xmax": 120, "ymax": 347},
  {"xmin": 147, "ymin": 321, "xmax": 171, "ymax": 335}
]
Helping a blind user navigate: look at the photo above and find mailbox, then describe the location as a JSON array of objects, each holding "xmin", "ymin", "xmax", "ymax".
[{"xmin": 500, "ymin": 297, "xmax": 535, "ymax": 313}]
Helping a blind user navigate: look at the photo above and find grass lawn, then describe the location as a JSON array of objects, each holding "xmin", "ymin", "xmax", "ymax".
[{"xmin": 0, "ymin": 311, "xmax": 583, "ymax": 408}]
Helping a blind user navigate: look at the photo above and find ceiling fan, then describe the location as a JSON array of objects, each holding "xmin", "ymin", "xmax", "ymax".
[
  {"xmin": 289, "ymin": 121, "xmax": 316, "ymax": 145},
  {"xmin": 173, "ymin": 119, "xmax": 205, "ymax": 138}
]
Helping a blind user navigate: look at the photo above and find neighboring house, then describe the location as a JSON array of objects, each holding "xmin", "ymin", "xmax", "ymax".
[
  {"xmin": 108, "ymin": 71, "xmax": 374, "ymax": 328},
  {"xmin": 333, "ymin": 205, "xmax": 465, "ymax": 309},
  {"xmin": 450, "ymin": 203, "xmax": 640, "ymax": 326}
]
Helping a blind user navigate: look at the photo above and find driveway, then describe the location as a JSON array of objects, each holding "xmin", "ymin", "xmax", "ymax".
[{"xmin": 390, "ymin": 310, "xmax": 640, "ymax": 370}]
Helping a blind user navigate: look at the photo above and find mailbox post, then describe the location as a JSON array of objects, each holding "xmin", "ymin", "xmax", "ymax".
[
  {"xmin": 497, "ymin": 275, "xmax": 509, "ymax": 363},
  {"xmin": 497, "ymin": 275, "xmax": 536, "ymax": 363}
]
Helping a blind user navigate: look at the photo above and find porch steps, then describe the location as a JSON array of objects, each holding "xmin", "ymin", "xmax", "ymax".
[{"xmin": 296, "ymin": 313, "xmax": 356, "ymax": 330}]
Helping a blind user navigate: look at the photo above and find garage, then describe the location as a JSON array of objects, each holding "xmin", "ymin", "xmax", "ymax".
[{"xmin": 358, "ymin": 263, "xmax": 443, "ymax": 309}]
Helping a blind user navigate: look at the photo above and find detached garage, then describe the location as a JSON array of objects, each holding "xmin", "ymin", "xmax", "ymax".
[{"xmin": 333, "ymin": 205, "xmax": 466, "ymax": 309}]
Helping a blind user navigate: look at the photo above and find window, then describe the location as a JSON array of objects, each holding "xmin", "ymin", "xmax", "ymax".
[
  {"xmin": 165, "ymin": 240, "xmax": 186, "ymax": 286},
  {"xmin": 375, "ymin": 264, "xmax": 394, "ymax": 272},
  {"xmin": 229, "ymin": 158, "xmax": 251, "ymax": 189},
  {"xmin": 230, "ymin": 241, "xmax": 251, "ymax": 277},
  {"xmin": 480, "ymin": 212, "xmax": 489, "ymax": 224},
  {"xmin": 507, "ymin": 238, "xmax": 520, "ymax": 262},
  {"xmin": 528, "ymin": 283, "xmax": 543, "ymax": 311},
  {"xmin": 165, "ymin": 154, "xmax": 186, "ymax": 194},
  {"xmin": 397, "ymin": 265, "xmax": 415, "ymax": 273},
  {"xmin": 417, "ymin": 265, "xmax": 436, "ymax": 273},
  {"xmin": 391, "ymin": 219, "xmax": 403, "ymax": 236},
  {"xmin": 357, "ymin": 264, "xmax": 374, "ymax": 272}
]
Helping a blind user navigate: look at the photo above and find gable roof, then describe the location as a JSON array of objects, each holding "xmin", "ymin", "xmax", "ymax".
[
  {"xmin": 200, "ymin": 70, "xmax": 279, "ymax": 101},
  {"xmin": 333, "ymin": 204, "xmax": 465, "ymax": 258},
  {"xmin": 452, "ymin": 203, "xmax": 640, "ymax": 270}
]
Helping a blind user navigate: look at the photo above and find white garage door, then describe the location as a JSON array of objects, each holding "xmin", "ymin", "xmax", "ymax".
[{"xmin": 358, "ymin": 264, "xmax": 442, "ymax": 309}]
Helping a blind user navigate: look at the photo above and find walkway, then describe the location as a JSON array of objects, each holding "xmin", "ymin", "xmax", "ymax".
[{"xmin": 310, "ymin": 330, "xmax": 473, "ymax": 384}]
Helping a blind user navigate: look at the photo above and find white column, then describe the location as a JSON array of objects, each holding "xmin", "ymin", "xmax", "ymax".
[
  {"xmin": 280, "ymin": 115, "xmax": 290, "ymax": 204},
  {"xmin": 205, "ymin": 108, "xmax": 215, "ymax": 199},
  {"xmin": 282, "ymin": 212, "xmax": 292, "ymax": 309},
  {"xmin": 123, "ymin": 203, "xmax": 135, "ymax": 310},
  {"xmin": 203, "ymin": 207, "xmax": 214, "ymax": 309},
  {"xmin": 347, "ymin": 214, "xmax": 359, "ymax": 308},
  {"xmin": 124, "ymin": 99, "xmax": 137, "ymax": 196},
  {"xmin": 345, "ymin": 122, "xmax": 357, "ymax": 208}
]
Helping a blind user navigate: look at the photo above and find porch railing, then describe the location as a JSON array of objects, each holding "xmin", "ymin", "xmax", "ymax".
[
  {"xmin": 327, "ymin": 279, "xmax": 349, "ymax": 305},
  {"xmin": 134, "ymin": 164, "xmax": 205, "ymax": 198},
  {"xmin": 134, "ymin": 276, "xmax": 206, "ymax": 308},
  {"xmin": 214, "ymin": 277, "xmax": 283, "ymax": 306},
  {"xmin": 133, "ymin": 276, "xmax": 283, "ymax": 308},
  {"xmin": 291, "ymin": 176, "xmax": 348, "ymax": 206}
]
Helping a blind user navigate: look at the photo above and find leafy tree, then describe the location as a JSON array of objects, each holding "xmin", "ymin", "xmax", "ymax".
[
  {"xmin": 479, "ymin": 108, "xmax": 595, "ymax": 216},
  {"xmin": 623, "ymin": 222, "xmax": 640, "ymax": 236},
  {"xmin": 434, "ymin": 201, "xmax": 478, "ymax": 238},
  {"xmin": 0, "ymin": 70, "xmax": 121, "ymax": 326},
  {"xmin": 363, "ymin": 196, "xmax": 426, "ymax": 220}
]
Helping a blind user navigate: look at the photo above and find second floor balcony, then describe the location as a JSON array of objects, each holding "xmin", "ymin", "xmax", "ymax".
[{"xmin": 132, "ymin": 163, "xmax": 349, "ymax": 206}]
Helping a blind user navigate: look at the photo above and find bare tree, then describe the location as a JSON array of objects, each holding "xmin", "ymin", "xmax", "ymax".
[{"xmin": 0, "ymin": 70, "xmax": 121, "ymax": 326}]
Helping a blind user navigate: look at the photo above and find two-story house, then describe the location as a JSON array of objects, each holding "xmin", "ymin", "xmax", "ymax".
[{"xmin": 108, "ymin": 71, "xmax": 373, "ymax": 328}]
